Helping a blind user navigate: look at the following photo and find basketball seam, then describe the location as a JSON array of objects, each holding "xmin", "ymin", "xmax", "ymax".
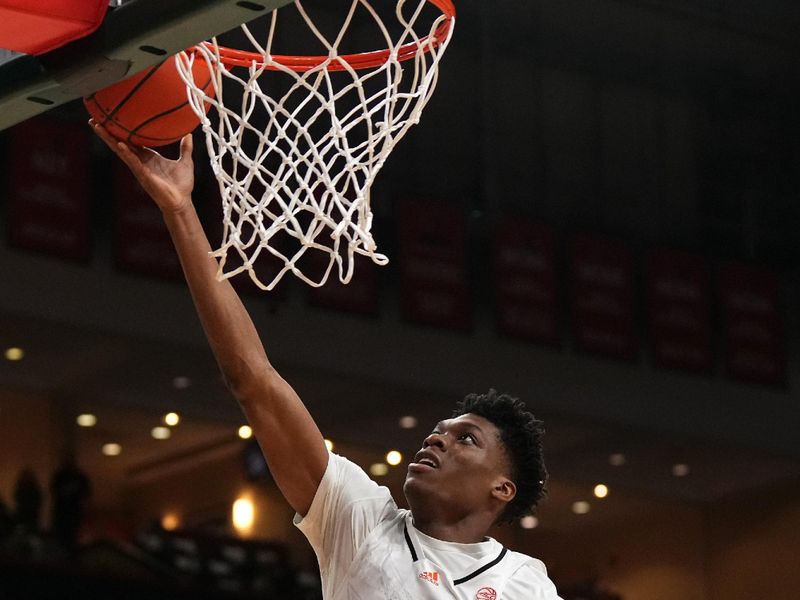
[
  {"xmin": 85, "ymin": 95, "xmax": 112, "ymax": 121},
  {"xmin": 129, "ymin": 75, "xmax": 214, "ymax": 142},
  {"xmin": 86, "ymin": 62, "xmax": 164, "ymax": 125},
  {"xmin": 85, "ymin": 95, "xmax": 177, "ymax": 142}
]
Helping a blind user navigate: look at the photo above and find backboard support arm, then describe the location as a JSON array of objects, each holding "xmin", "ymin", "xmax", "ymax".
[{"xmin": 0, "ymin": 0, "xmax": 292, "ymax": 131}]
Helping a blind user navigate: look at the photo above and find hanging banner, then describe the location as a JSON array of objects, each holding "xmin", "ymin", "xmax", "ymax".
[
  {"xmin": 398, "ymin": 198, "xmax": 470, "ymax": 330},
  {"xmin": 113, "ymin": 161, "xmax": 182, "ymax": 280},
  {"xmin": 7, "ymin": 117, "xmax": 91, "ymax": 261},
  {"xmin": 719, "ymin": 261, "xmax": 784, "ymax": 385},
  {"xmin": 570, "ymin": 234, "xmax": 636, "ymax": 360},
  {"xmin": 647, "ymin": 249, "xmax": 712, "ymax": 372},
  {"xmin": 493, "ymin": 220, "xmax": 559, "ymax": 345}
]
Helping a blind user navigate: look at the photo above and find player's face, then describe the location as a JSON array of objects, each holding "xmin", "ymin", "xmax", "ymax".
[{"xmin": 403, "ymin": 413, "xmax": 514, "ymax": 519}]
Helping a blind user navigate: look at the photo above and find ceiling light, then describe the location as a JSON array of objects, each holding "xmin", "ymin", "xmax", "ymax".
[
  {"xmin": 172, "ymin": 376, "xmax": 191, "ymax": 389},
  {"xmin": 324, "ymin": 439, "xmax": 334, "ymax": 452},
  {"xmin": 238, "ymin": 425, "xmax": 253, "ymax": 439},
  {"xmin": 232, "ymin": 497, "xmax": 255, "ymax": 533},
  {"xmin": 102, "ymin": 443, "xmax": 122, "ymax": 456},
  {"xmin": 593, "ymin": 484, "xmax": 609, "ymax": 499},
  {"xmin": 572, "ymin": 501, "xmax": 591, "ymax": 515},
  {"xmin": 164, "ymin": 412, "xmax": 180, "ymax": 426},
  {"xmin": 369, "ymin": 463, "xmax": 389, "ymax": 477},
  {"xmin": 385, "ymin": 450, "xmax": 403, "ymax": 466},
  {"xmin": 4, "ymin": 347, "xmax": 24, "ymax": 361},
  {"xmin": 76, "ymin": 414, "xmax": 97, "ymax": 427},
  {"xmin": 151, "ymin": 426, "xmax": 171, "ymax": 440},
  {"xmin": 672, "ymin": 463, "xmax": 690, "ymax": 477},
  {"xmin": 520, "ymin": 516, "xmax": 539, "ymax": 529},
  {"xmin": 399, "ymin": 416, "xmax": 418, "ymax": 429},
  {"xmin": 161, "ymin": 513, "xmax": 180, "ymax": 531},
  {"xmin": 609, "ymin": 453, "xmax": 626, "ymax": 467}
]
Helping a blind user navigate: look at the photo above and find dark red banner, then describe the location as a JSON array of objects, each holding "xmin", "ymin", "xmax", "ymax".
[
  {"xmin": 647, "ymin": 250, "xmax": 712, "ymax": 373},
  {"xmin": 493, "ymin": 220, "xmax": 559, "ymax": 345},
  {"xmin": 113, "ymin": 161, "xmax": 182, "ymax": 280},
  {"xmin": 398, "ymin": 198, "xmax": 470, "ymax": 330},
  {"xmin": 570, "ymin": 234, "xmax": 636, "ymax": 360},
  {"xmin": 7, "ymin": 117, "xmax": 91, "ymax": 261},
  {"xmin": 719, "ymin": 262, "xmax": 784, "ymax": 385}
]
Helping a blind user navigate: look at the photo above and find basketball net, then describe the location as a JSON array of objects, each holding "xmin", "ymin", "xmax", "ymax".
[{"xmin": 177, "ymin": 0, "xmax": 455, "ymax": 290}]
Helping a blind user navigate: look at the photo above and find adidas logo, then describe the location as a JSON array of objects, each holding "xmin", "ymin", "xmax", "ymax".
[{"xmin": 419, "ymin": 571, "xmax": 440, "ymax": 586}]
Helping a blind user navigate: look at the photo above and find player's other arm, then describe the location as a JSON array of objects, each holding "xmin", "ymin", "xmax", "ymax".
[{"xmin": 92, "ymin": 125, "xmax": 328, "ymax": 516}]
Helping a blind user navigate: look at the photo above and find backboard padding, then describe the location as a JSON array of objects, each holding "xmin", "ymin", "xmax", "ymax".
[{"xmin": 0, "ymin": 0, "xmax": 293, "ymax": 131}]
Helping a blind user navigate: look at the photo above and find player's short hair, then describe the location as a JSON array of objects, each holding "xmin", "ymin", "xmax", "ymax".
[{"xmin": 453, "ymin": 389, "xmax": 548, "ymax": 524}]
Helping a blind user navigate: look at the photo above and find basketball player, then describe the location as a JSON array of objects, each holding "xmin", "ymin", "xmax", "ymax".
[{"xmin": 92, "ymin": 122, "xmax": 563, "ymax": 599}]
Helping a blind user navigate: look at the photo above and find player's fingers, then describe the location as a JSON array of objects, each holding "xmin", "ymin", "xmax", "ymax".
[
  {"xmin": 113, "ymin": 141, "xmax": 147, "ymax": 171},
  {"xmin": 179, "ymin": 134, "xmax": 193, "ymax": 161},
  {"xmin": 89, "ymin": 120, "xmax": 141, "ymax": 167},
  {"xmin": 89, "ymin": 119, "xmax": 119, "ymax": 151}
]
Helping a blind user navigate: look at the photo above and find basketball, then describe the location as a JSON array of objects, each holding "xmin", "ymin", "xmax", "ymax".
[{"xmin": 83, "ymin": 55, "xmax": 214, "ymax": 147}]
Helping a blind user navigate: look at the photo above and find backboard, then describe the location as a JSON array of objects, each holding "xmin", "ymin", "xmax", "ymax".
[{"xmin": 0, "ymin": 0, "xmax": 293, "ymax": 131}]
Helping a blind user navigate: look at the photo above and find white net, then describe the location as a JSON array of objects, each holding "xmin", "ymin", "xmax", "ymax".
[{"xmin": 177, "ymin": 0, "xmax": 455, "ymax": 290}]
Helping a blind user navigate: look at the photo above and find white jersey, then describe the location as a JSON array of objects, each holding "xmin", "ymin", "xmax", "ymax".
[{"xmin": 295, "ymin": 453, "xmax": 562, "ymax": 600}]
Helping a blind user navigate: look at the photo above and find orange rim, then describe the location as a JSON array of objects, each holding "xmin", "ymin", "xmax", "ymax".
[{"xmin": 198, "ymin": 0, "xmax": 455, "ymax": 72}]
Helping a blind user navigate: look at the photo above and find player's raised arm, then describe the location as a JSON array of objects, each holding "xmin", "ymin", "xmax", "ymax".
[{"xmin": 91, "ymin": 123, "xmax": 328, "ymax": 516}]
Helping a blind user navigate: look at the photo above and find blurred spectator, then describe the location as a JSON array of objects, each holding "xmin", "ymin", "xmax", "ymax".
[
  {"xmin": 12, "ymin": 468, "xmax": 43, "ymax": 533},
  {"xmin": 50, "ymin": 458, "xmax": 91, "ymax": 553}
]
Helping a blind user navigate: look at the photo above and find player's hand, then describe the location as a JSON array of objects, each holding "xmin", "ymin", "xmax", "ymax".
[{"xmin": 90, "ymin": 120, "xmax": 195, "ymax": 215}]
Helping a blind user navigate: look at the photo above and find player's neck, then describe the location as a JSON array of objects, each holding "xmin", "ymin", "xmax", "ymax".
[{"xmin": 411, "ymin": 514, "xmax": 492, "ymax": 545}]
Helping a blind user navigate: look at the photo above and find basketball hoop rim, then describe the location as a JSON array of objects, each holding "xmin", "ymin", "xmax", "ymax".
[{"xmin": 195, "ymin": 0, "xmax": 455, "ymax": 72}]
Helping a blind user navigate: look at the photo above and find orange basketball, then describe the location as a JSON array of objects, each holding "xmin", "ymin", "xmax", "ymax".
[{"xmin": 84, "ymin": 55, "xmax": 214, "ymax": 147}]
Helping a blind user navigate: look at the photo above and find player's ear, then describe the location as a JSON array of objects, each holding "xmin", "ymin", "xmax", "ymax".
[{"xmin": 491, "ymin": 477, "xmax": 516, "ymax": 505}]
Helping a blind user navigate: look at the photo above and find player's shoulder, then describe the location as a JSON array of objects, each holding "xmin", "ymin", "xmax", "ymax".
[
  {"xmin": 329, "ymin": 453, "xmax": 390, "ymax": 491},
  {"xmin": 502, "ymin": 550, "xmax": 561, "ymax": 598},
  {"xmin": 504, "ymin": 548, "xmax": 551, "ymax": 579},
  {"xmin": 329, "ymin": 453, "xmax": 399, "ymax": 509}
]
